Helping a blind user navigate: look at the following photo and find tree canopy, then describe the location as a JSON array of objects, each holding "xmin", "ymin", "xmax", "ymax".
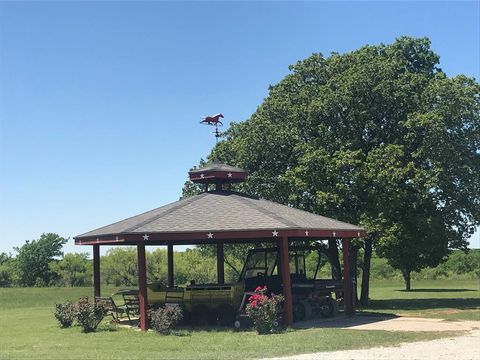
[
  {"xmin": 48, "ymin": 253, "xmax": 91, "ymax": 287},
  {"xmin": 14, "ymin": 233, "xmax": 68, "ymax": 286},
  {"xmin": 184, "ymin": 37, "xmax": 480, "ymax": 292}
]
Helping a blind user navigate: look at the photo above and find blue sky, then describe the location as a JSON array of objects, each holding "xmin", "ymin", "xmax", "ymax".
[{"xmin": 0, "ymin": 1, "xmax": 479, "ymax": 255}]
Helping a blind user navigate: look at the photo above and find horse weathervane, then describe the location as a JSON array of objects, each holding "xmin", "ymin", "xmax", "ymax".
[{"xmin": 200, "ymin": 113, "xmax": 224, "ymax": 143}]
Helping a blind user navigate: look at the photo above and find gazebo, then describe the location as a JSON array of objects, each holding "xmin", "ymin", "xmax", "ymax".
[{"xmin": 75, "ymin": 162, "xmax": 366, "ymax": 331}]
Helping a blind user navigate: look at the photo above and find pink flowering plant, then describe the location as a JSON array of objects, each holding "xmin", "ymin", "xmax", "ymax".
[{"xmin": 245, "ymin": 286, "xmax": 284, "ymax": 334}]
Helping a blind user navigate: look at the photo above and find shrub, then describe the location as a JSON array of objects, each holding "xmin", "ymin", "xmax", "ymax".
[
  {"xmin": 54, "ymin": 301, "xmax": 76, "ymax": 328},
  {"xmin": 149, "ymin": 305, "xmax": 183, "ymax": 334},
  {"xmin": 246, "ymin": 286, "xmax": 284, "ymax": 335},
  {"xmin": 75, "ymin": 297, "xmax": 107, "ymax": 333}
]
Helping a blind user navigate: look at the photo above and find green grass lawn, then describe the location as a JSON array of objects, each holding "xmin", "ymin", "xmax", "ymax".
[
  {"xmin": 362, "ymin": 279, "xmax": 480, "ymax": 320},
  {"xmin": 0, "ymin": 279, "xmax": 478, "ymax": 360}
]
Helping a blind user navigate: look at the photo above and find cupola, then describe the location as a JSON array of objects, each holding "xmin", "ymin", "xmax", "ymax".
[{"xmin": 188, "ymin": 161, "xmax": 247, "ymax": 190}]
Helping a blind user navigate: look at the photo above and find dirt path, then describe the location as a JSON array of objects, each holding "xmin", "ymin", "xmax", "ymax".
[
  {"xmin": 346, "ymin": 317, "xmax": 480, "ymax": 332},
  {"xmin": 293, "ymin": 314, "xmax": 480, "ymax": 332},
  {"xmin": 263, "ymin": 317, "xmax": 480, "ymax": 360},
  {"xmin": 264, "ymin": 329, "xmax": 480, "ymax": 360}
]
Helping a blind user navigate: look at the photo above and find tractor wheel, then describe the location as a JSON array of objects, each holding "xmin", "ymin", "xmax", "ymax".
[
  {"xmin": 190, "ymin": 305, "xmax": 211, "ymax": 326},
  {"xmin": 215, "ymin": 304, "xmax": 236, "ymax": 326},
  {"xmin": 234, "ymin": 320, "xmax": 242, "ymax": 329},
  {"xmin": 293, "ymin": 299, "xmax": 312, "ymax": 322},
  {"xmin": 301, "ymin": 300, "xmax": 312, "ymax": 319},
  {"xmin": 177, "ymin": 305, "xmax": 190, "ymax": 325},
  {"xmin": 319, "ymin": 298, "xmax": 338, "ymax": 318}
]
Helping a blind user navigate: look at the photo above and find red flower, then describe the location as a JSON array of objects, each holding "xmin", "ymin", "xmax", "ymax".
[
  {"xmin": 254, "ymin": 286, "xmax": 263, "ymax": 292},
  {"xmin": 249, "ymin": 294, "xmax": 260, "ymax": 301},
  {"xmin": 250, "ymin": 300, "xmax": 257, "ymax": 308}
]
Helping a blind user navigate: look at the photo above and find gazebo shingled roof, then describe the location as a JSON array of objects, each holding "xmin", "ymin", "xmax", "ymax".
[{"xmin": 75, "ymin": 190, "xmax": 365, "ymax": 244}]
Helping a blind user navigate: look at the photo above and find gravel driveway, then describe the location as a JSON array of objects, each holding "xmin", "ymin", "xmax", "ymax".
[
  {"xmin": 264, "ymin": 329, "xmax": 480, "ymax": 360},
  {"xmin": 263, "ymin": 317, "xmax": 480, "ymax": 360}
]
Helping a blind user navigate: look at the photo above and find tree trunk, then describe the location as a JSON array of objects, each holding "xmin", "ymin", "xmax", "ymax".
[
  {"xmin": 403, "ymin": 270, "xmax": 411, "ymax": 291},
  {"xmin": 223, "ymin": 254, "xmax": 240, "ymax": 277},
  {"xmin": 327, "ymin": 239, "xmax": 343, "ymax": 299},
  {"xmin": 360, "ymin": 236, "xmax": 373, "ymax": 306},
  {"xmin": 327, "ymin": 239, "xmax": 342, "ymax": 280},
  {"xmin": 349, "ymin": 244, "xmax": 359, "ymax": 306}
]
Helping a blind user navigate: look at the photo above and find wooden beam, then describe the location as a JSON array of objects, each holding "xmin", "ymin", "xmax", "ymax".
[
  {"xmin": 75, "ymin": 228, "xmax": 367, "ymax": 245},
  {"xmin": 167, "ymin": 243, "xmax": 174, "ymax": 288},
  {"xmin": 278, "ymin": 236, "xmax": 293, "ymax": 325},
  {"xmin": 137, "ymin": 244, "xmax": 149, "ymax": 331},
  {"xmin": 342, "ymin": 239, "xmax": 355, "ymax": 315},
  {"xmin": 216, "ymin": 242, "xmax": 225, "ymax": 284},
  {"xmin": 93, "ymin": 245, "xmax": 100, "ymax": 298}
]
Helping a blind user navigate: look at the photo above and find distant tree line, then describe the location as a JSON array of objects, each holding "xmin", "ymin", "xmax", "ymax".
[
  {"xmin": 0, "ymin": 233, "xmax": 241, "ymax": 288},
  {"xmin": 0, "ymin": 233, "xmax": 478, "ymax": 288},
  {"xmin": 354, "ymin": 247, "xmax": 480, "ymax": 282}
]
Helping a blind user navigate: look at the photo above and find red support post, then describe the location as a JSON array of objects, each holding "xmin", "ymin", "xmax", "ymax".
[
  {"xmin": 167, "ymin": 243, "xmax": 174, "ymax": 288},
  {"xmin": 93, "ymin": 245, "xmax": 100, "ymax": 298},
  {"xmin": 137, "ymin": 243, "xmax": 149, "ymax": 331},
  {"xmin": 217, "ymin": 242, "xmax": 225, "ymax": 284},
  {"xmin": 342, "ymin": 239, "xmax": 355, "ymax": 315},
  {"xmin": 278, "ymin": 236, "xmax": 293, "ymax": 325}
]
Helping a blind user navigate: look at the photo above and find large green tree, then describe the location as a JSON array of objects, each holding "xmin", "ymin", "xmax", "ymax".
[
  {"xmin": 184, "ymin": 37, "xmax": 479, "ymax": 295},
  {"xmin": 14, "ymin": 233, "xmax": 68, "ymax": 286}
]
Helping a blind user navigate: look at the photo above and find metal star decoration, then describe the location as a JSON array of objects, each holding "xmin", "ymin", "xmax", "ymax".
[
  {"xmin": 207, "ymin": 232, "xmax": 214, "ymax": 239},
  {"xmin": 227, "ymin": 172, "xmax": 232, "ymax": 178},
  {"xmin": 305, "ymin": 230, "xmax": 309, "ymax": 236},
  {"xmin": 143, "ymin": 234, "xmax": 150, "ymax": 241},
  {"xmin": 272, "ymin": 230, "xmax": 279, "ymax": 237},
  {"xmin": 332, "ymin": 232, "xmax": 336, "ymax": 237},
  {"xmin": 200, "ymin": 173, "xmax": 205, "ymax": 179}
]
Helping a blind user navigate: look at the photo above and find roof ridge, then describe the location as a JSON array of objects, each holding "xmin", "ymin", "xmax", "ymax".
[
  {"xmin": 231, "ymin": 193, "xmax": 299, "ymax": 228},
  {"xmin": 124, "ymin": 192, "xmax": 208, "ymax": 233}
]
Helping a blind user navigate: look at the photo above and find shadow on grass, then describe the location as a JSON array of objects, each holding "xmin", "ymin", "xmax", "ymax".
[
  {"xmin": 356, "ymin": 311, "xmax": 399, "ymax": 318},
  {"xmin": 396, "ymin": 289, "xmax": 477, "ymax": 293},
  {"xmin": 167, "ymin": 330, "xmax": 192, "ymax": 337},
  {"xmin": 368, "ymin": 297, "xmax": 480, "ymax": 311},
  {"xmin": 137, "ymin": 325, "xmax": 241, "ymax": 336},
  {"xmin": 175, "ymin": 325, "xmax": 237, "ymax": 333},
  {"xmin": 96, "ymin": 324, "xmax": 119, "ymax": 332}
]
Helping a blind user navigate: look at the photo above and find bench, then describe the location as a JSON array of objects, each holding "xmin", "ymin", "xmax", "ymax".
[
  {"xmin": 122, "ymin": 293, "xmax": 140, "ymax": 321},
  {"xmin": 94, "ymin": 296, "xmax": 127, "ymax": 322}
]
